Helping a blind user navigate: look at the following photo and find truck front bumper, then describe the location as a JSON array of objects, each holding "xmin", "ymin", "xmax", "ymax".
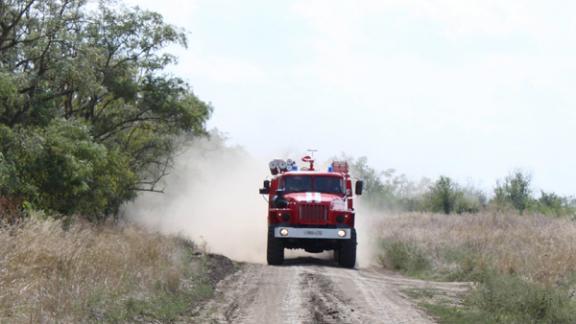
[{"xmin": 274, "ymin": 227, "xmax": 351, "ymax": 239}]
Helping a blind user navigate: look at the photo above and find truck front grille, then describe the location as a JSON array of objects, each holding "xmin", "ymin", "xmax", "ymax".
[{"xmin": 299, "ymin": 204, "xmax": 327, "ymax": 224}]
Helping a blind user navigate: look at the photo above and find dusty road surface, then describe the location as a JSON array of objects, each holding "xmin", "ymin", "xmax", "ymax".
[{"xmin": 192, "ymin": 257, "xmax": 469, "ymax": 324}]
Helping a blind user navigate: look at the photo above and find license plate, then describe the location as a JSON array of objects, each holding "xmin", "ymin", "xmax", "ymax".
[{"xmin": 303, "ymin": 230, "xmax": 323, "ymax": 236}]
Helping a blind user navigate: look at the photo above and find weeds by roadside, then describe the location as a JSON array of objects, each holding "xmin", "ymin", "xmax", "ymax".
[
  {"xmin": 0, "ymin": 218, "xmax": 231, "ymax": 323},
  {"xmin": 377, "ymin": 212, "xmax": 576, "ymax": 323}
]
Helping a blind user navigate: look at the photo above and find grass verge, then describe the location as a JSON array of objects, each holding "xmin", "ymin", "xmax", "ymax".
[
  {"xmin": 375, "ymin": 212, "xmax": 576, "ymax": 323},
  {"xmin": 0, "ymin": 218, "xmax": 235, "ymax": 323}
]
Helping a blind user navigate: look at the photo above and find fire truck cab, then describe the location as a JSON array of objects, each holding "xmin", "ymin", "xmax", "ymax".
[{"xmin": 259, "ymin": 157, "xmax": 363, "ymax": 268}]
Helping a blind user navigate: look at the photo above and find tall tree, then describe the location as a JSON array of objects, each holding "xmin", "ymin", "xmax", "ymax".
[
  {"xmin": 428, "ymin": 176, "xmax": 459, "ymax": 214},
  {"xmin": 0, "ymin": 0, "xmax": 211, "ymax": 220}
]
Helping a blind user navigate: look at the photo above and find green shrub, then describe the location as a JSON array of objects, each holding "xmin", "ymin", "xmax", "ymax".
[
  {"xmin": 470, "ymin": 273, "xmax": 576, "ymax": 323},
  {"xmin": 427, "ymin": 176, "xmax": 459, "ymax": 214},
  {"xmin": 424, "ymin": 177, "xmax": 486, "ymax": 214},
  {"xmin": 341, "ymin": 157, "xmax": 575, "ymax": 218},
  {"xmin": 535, "ymin": 191, "xmax": 576, "ymax": 217},
  {"xmin": 0, "ymin": 121, "xmax": 137, "ymax": 220},
  {"xmin": 494, "ymin": 171, "xmax": 532, "ymax": 214},
  {"xmin": 379, "ymin": 240, "xmax": 431, "ymax": 275},
  {"xmin": 409, "ymin": 272, "xmax": 576, "ymax": 324},
  {"xmin": 439, "ymin": 250, "xmax": 490, "ymax": 282}
]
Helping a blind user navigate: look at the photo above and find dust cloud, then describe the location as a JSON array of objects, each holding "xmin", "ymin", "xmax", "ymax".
[
  {"xmin": 124, "ymin": 136, "xmax": 381, "ymax": 267},
  {"xmin": 355, "ymin": 203, "xmax": 385, "ymax": 268},
  {"xmin": 124, "ymin": 135, "xmax": 270, "ymax": 263}
]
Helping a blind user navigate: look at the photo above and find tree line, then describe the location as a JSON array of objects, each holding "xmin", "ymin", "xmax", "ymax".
[
  {"xmin": 348, "ymin": 156, "xmax": 576, "ymax": 217},
  {"xmin": 0, "ymin": 0, "xmax": 210, "ymax": 222},
  {"xmin": 1, "ymin": 1, "xmax": 571, "ymax": 223}
]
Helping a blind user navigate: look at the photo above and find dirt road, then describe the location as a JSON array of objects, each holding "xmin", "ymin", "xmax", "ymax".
[{"xmin": 192, "ymin": 256, "xmax": 469, "ymax": 324}]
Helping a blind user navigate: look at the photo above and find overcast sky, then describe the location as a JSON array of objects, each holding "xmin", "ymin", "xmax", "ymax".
[{"xmin": 124, "ymin": 0, "xmax": 576, "ymax": 195}]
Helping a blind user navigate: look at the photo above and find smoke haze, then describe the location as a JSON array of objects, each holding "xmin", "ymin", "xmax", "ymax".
[
  {"xmin": 124, "ymin": 135, "xmax": 269, "ymax": 263},
  {"xmin": 125, "ymin": 135, "xmax": 380, "ymax": 267}
]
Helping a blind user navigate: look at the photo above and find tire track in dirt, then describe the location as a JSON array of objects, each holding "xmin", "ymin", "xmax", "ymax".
[
  {"xmin": 191, "ymin": 257, "xmax": 470, "ymax": 323},
  {"xmin": 299, "ymin": 270, "xmax": 359, "ymax": 323}
]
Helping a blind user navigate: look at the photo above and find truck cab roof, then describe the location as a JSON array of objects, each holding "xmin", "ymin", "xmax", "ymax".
[{"xmin": 278, "ymin": 171, "xmax": 344, "ymax": 177}]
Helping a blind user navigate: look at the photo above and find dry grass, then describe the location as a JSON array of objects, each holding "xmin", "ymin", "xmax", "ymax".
[
  {"xmin": 376, "ymin": 212, "xmax": 576, "ymax": 284},
  {"xmin": 374, "ymin": 212, "xmax": 576, "ymax": 323},
  {"xmin": 0, "ymin": 217, "xmax": 211, "ymax": 323}
]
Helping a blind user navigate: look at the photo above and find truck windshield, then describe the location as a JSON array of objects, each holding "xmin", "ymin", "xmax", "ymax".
[{"xmin": 283, "ymin": 176, "xmax": 344, "ymax": 194}]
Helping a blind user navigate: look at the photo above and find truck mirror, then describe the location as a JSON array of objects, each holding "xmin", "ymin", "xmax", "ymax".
[
  {"xmin": 259, "ymin": 180, "xmax": 270, "ymax": 194},
  {"xmin": 355, "ymin": 180, "xmax": 364, "ymax": 195}
]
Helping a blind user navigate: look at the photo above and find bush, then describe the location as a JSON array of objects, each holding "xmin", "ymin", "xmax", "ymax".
[
  {"xmin": 536, "ymin": 191, "xmax": 576, "ymax": 217},
  {"xmin": 342, "ymin": 155, "xmax": 431, "ymax": 211},
  {"xmin": 342, "ymin": 157, "xmax": 573, "ymax": 218},
  {"xmin": 427, "ymin": 176, "xmax": 459, "ymax": 214},
  {"xmin": 379, "ymin": 240, "xmax": 431, "ymax": 275},
  {"xmin": 425, "ymin": 176, "xmax": 486, "ymax": 214},
  {"xmin": 494, "ymin": 171, "xmax": 532, "ymax": 214},
  {"xmin": 470, "ymin": 273, "xmax": 576, "ymax": 323}
]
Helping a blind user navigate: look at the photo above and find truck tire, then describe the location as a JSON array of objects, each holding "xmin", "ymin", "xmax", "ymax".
[
  {"xmin": 338, "ymin": 229, "xmax": 356, "ymax": 268},
  {"xmin": 267, "ymin": 227, "xmax": 284, "ymax": 265}
]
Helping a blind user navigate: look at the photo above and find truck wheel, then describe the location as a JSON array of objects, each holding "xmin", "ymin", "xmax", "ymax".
[
  {"xmin": 338, "ymin": 229, "xmax": 356, "ymax": 268},
  {"xmin": 267, "ymin": 227, "xmax": 284, "ymax": 265}
]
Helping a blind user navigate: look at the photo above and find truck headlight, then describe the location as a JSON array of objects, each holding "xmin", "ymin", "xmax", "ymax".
[
  {"xmin": 277, "ymin": 212, "xmax": 291, "ymax": 222},
  {"xmin": 280, "ymin": 228, "xmax": 289, "ymax": 236},
  {"xmin": 337, "ymin": 229, "xmax": 346, "ymax": 237}
]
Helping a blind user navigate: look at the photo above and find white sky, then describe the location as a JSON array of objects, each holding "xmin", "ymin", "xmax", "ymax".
[{"xmin": 125, "ymin": 0, "xmax": 576, "ymax": 196}]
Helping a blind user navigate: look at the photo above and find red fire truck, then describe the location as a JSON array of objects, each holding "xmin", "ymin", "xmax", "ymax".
[{"xmin": 259, "ymin": 156, "xmax": 363, "ymax": 268}]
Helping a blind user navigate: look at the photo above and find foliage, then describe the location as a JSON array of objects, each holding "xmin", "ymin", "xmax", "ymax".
[
  {"xmin": 0, "ymin": 0, "xmax": 211, "ymax": 220},
  {"xmin": 346, "ymin": 156, "xmax": 390, "ymax": 205},
  {"xmin": 426, "ymin": 177, "xmax": 486, "ymax": 214},
  {"xmin": 0, "ymin": 121, "xmax": 137, "ymax": 220},
  {"xmin": 456, "ymin": 186, "xmax": 486, "ymax": 214},
  {"xmin": 345, "ymin": 155, "xmax": 430, "ymax": 211},
  {"xmin": 427, "ymin": 176, "xmax": 459, "ymax": 214},
  {"xmin": 345, "ymin": 156, "xmax": 573, "ymax": 217},
  {"xmin": 379, "ymin": 239, "xmax": 431, "ymax": 276},
  {"xmin": 494, "ymin": 171, "xmax": 532, "ymax": 214},
  {"xmin": 535, "ymin": 191, "xmax": 576, "ymax": 218},
  {"xmin": 470, "ymin": 273, "xmax": 576, "ymax": 323},
  {"xmin": 490, "ymin": 171, "xmax": 575, "ymax": 216},
  {"xmin": 408, "ymin": 276, "xmax": 576, "ymax": 324},
  {"xmin": 345, "ymin": 156, "xmax": 487, "ymax": 214}
]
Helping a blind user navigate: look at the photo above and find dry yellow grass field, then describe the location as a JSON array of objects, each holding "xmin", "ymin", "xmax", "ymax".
[
  {"xmin": 376, "ymin": 211, "xmax": 576, "ymax": 284},
  {"xmin": 373, "ymin": 211, "xmax": 576, "ymax": 323},
  {"xmin": 0, "ymin": 218, "xmax": 221, "ymax": 323}
]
